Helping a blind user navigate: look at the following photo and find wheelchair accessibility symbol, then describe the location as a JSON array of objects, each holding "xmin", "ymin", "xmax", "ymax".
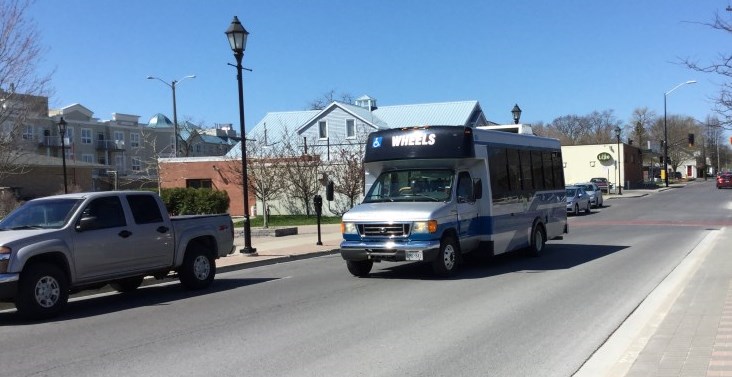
[{"xmin": 372, "ymin": 136, "xmax": 383, "ymax": 148}]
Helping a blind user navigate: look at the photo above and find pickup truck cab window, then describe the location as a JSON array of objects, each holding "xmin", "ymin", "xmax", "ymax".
[
  {"xmin": 126, "ymin": 194, "xmax": 164, "ymax": 224},
  {"xmin": 80, "ymin": 196, "xmax": 126, "ymax": 230}
]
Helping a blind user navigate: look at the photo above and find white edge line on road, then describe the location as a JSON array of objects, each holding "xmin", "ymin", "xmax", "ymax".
[{"xmin": 573, "ymin": 227, "xmax": 722, "ymax": 377}]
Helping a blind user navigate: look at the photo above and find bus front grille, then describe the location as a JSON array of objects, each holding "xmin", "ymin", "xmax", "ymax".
[{"xmin": 358, "ymin": 223, "xmax": 410, "ymax": 238}]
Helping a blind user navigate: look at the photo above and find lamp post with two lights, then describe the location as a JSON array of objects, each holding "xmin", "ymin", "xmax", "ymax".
[
  {"xmin": 663, "ymin": 80, "xmax": 696, "ymax": 187},
  {"xmin": 146, "ymin": 75, "xmax": 196, "ymax": 157}
]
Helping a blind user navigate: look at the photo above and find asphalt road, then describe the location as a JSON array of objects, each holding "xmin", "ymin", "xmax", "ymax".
[{"xmin": 1, "ymin": 181, "xmax": 729, "ymax": 377}]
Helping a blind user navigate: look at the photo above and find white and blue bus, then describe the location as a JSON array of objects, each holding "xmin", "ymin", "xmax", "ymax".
[{"xmin": 340, "ymin": 125, "xmax": 567, "ymax": 277}]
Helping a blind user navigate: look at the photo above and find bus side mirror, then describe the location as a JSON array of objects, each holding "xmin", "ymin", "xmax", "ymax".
[
  {"xmin": 473, "ymin": 179, "xmax": 482, "ymax": 200},
  {"xmin": 326, "ymin": 181, "xmax": 334, "ymax": 201}
]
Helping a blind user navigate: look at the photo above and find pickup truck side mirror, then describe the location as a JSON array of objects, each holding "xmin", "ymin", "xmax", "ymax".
[{"xmin": 76, "ymin": 216, "xmax": 99, "ymax": 232}]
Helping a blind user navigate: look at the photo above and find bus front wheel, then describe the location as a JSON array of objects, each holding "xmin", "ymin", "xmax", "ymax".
[
  {"xmin": 346, "ymin": 260, "xmax": 373, "ymax": 277},
  {"xmin": 432, "ymin": 236, "xmax": 459, "ymax": 277}
]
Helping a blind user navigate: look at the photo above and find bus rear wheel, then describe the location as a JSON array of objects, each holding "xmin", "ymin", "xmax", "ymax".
[{"xmin": 526, "ymin": 224, "xmax": 546, "ymax": 257}]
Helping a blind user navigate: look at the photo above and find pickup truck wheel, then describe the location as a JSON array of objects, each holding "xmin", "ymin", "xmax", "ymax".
[
  {"xmin": 346, "ymin": 260, "xmax": 373, "ymax": 277},
  {"xmin": 16, "ymin": 263, "xmax": 69, "ymax": 320},
  {"xmin": 179, "ymin": 248, "xmax": 215, "ymax": 290},
  {"xmin": 432, "ymin": 236, "xmax": 459, "ymax": 277},
  {"xmin": 110, "ymin": 276, "xmax": 144, "ymax": 293}
]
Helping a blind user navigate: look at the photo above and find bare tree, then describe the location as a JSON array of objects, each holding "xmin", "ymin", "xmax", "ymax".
[
  {"xmin": 308, "ymin": 90, "xmax": 355, "ymax": 110},
  {"xmin": 650, "ymin": 115, "xmax": 701, "ymax": 173},
  {"xmin": 127, "ymin": 126, "xmax": 175, "ymax": 192},
  {"xmin": 326, "ymin": 140, "xmax": 366, "ymax": 216},
  {"xmin": 540, "ymin": 110, "xmax": 623, "ymax": 145},
  {"xmin": 682, "ymin": 11, "xmax": 732, "ymax": 130},
  {"xmin": 629, "ymin": 107, "xmax": 657, "ymax": 149},
  {"xmin": 225, "ymin": 137, "xmax": 288, "ymax": 228},
  {"xmin": 280, "ymin": 129, "xmax": 323, "ymax": 216},
  {"xmin": 0, "ymin": 0, "xmax": 52, "ymax": 182}
]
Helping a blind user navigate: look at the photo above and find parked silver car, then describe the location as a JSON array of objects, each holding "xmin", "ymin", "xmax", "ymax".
[
  {"xmin": 566, "ymin": 186, "xmax": 591, "ymax": 215},
  {"xmin": 576, "ymin": 182, "xmax": 604, "ymax": 208}
]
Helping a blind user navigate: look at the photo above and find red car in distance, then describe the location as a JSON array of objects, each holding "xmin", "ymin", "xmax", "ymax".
[{"xmin": 717, "ymin": 173, "xmax": 732, "ymax": 189}]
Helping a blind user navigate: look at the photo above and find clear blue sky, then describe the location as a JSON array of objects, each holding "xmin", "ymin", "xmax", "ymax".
[{"xmin": 27, "ymin": 0, "xmax": 729, "ymax": 132}]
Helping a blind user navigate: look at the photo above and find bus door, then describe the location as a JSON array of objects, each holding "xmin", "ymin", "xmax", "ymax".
[{"xmin": 455, "ymin": 171, "xmax": 479, "ymax": 251}]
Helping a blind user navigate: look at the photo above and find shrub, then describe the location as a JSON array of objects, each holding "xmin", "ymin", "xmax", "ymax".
[{"xmin": 160, "ymin": 188, "xmax": 230, "ymax": 215}]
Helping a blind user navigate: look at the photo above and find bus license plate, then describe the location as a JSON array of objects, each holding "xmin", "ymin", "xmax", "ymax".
[{"xmin": 406, "ymin": 251, "xmax": 423, "ymax": 261}]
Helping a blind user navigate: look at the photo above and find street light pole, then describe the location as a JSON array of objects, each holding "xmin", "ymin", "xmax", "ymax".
[
  {"xmin": 663, "ymin": 80, "xmax": 696, "ymax": 187},
  {"xmin": 147, "ymin": 75, "xmax": 196, "ymax": 157},
  {"xmin": 226, "ymin": 16, "xmax": 256, "ymax": 255},
  {"xmin": 58, "ymin": 117, "xmax": 68, "ymax": 194},
  {"xmin": 615, "ymin": 125, "xmax": 622, "ymax": 195}
]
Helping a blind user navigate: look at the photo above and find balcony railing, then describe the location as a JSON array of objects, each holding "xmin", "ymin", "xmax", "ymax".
[
  {"xmin": 96, "ymin": 140, "xmax": 125, "ymax": 151},
  {"xmin": 37, "ymin": 136, "xmax": 72, "ymax": 148}
]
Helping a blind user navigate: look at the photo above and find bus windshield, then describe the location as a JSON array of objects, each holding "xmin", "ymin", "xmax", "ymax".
[{"xmin": 364, "ymin": 169, "xmax": 454, "ymax": 203}]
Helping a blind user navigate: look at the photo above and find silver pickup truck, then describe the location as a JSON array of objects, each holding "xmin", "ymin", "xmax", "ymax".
[{"xmin": 0, "ymin": 191, "xmax": 235, "ymax": 319}]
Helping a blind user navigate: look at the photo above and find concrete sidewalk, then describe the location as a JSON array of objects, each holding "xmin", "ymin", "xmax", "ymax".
[{"xmin": 216, "ymin": 223, "xmax": 342, "ymax": 273}]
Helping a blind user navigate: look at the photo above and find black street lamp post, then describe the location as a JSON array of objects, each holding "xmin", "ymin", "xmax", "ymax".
[
  {"xmin": 147, "ymin": 74, "xmax": 196, "ymax": 157},
  {"xmin": 58, "ymin": 117, "xmax": 68, "ymax": 194},
  {"xmin": 511, "ymin": 104, "xmax": 522, "ymax": 124},
  {"xmin": 615, "ymin": 125, "xmax": 622, "ymax": 195},
  {"xmin": 663, "ymin": 80, "xmax": 696, "ymax": 187},
  {"xmin": 226, "ymin": 16, "xmax": 256, "ymax": 255}
]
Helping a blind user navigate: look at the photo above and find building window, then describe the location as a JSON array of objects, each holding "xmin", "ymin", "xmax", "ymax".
[
  {"xmin": 318, "ymin": 121, "xmax": 328, "ymax": 139},
  {"xmin": 186, "ymin": 179, "xmax": 213, "ymax": 189},
  {"xmin": 346, "ymin": 119, "xmax": 355, "ymax": 139},
  {"xmin": 115, "ymin": 155, "xmax": 125, "ymax": 172},
  {"xmin": 131, "ymin": 157, "xmax": 141, "ymax": 171},
  {"xmin": 22, "ymin": 125, "xmax": 33, "ymax": 140},
  {"xmin": 64, "ymin": 127, "xmax": 74, "ymax": 145},
  {"xmin": 130, "ymin": 133, "xmax": 140, "ymax": 148},
  {"xmin": 195, "ymin": 144, "xmax": 202, "ymax": 153},
  {"xmin": 114, "ymin": 131, "xmax": 125, "ymax": 149},
  {"xmin": 81, "ymin": 129, "xmax": 92, "ymax": 144},
  {"xmin": 82, "ymin": 154, "xmax": 94, "ymax": 163}
]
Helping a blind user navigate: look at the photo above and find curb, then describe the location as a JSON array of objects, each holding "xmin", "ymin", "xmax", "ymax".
[{"xmin": 217, "ymin": 249, "xmax": 341, "ymax": 274}]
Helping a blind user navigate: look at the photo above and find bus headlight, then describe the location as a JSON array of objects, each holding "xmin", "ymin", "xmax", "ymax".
[
  {"xmin": 341, "ymin": 222, "xmax": 358, "ymax": 235},
  {"xmin": 412, "ymin": 220, "xmax": 438, "ymax": 234}
]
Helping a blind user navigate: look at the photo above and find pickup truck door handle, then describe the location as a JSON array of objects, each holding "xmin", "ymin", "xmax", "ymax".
[
  {"xmin": 156, "ymin": 226, "xmax": 169, "ymax": 233},
  {"xmin": 118, "ymin": 230, "xmax": 132, "ymax": 238}
]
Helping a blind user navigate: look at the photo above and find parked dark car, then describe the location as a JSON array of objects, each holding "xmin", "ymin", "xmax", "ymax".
[
  {"xmin": 590, "ymin": 177, "xmax": 611, "ymax": 193},
  {"xmin": 718, "ymin": 173, "xmax": 732, "ymax": 189}
]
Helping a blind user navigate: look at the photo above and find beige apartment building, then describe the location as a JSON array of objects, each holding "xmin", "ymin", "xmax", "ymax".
[{"xmin": 2, "ymin": 94, "xmax": 176, "ymax": 198}]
